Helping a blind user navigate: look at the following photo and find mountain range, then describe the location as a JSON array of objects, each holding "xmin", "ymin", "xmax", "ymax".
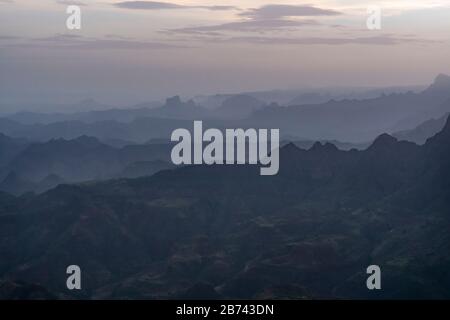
[
  {"xmin": 1, "ymin": 115, "xmax": 449, "ymax": 299},
  {"xmin": 1, "ymin": 75, "xmax": 449, "ymax": 144},
  {"xmin": 0, "ymin": 136, "xmax": 174, "ymax": 195}
]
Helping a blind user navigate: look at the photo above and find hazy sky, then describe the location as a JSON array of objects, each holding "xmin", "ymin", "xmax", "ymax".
[{"xmin": 1, "ymin": 0, "xmax": 450, "ymax": 105}]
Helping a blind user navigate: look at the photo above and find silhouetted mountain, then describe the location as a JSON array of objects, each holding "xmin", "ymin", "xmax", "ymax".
[{"xmin": 1, "ymin": 116, "xmax": 449, "ymax": 299}]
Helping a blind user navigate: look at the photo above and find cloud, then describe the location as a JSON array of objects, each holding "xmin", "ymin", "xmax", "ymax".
[
  {"xmin": 162, "ymin": 4, "xmax": 341, "ymax": 36},
  {"xmin": 55, "ymin": 0, "xmax": 87, "ymax": 5},
  {"xmin": 0, "ymin": 35, "xmax": 19, "ymax": 40},
  {"xmin": 240, "ymin": 4, "xmax": 341, "ymax": 20},
  {"xmin": 212, "ymin": 35, "xmax": 438, "ymax": 46},
  {"xmin": 165, "ymin": 19, "xmax": 319, "ymax": 35},
  {"xmin": 2, "ymin": 33, "xmax": 188, "ymax": 50},
  {"xmin": 114, "ymin": 1, "xmax": 237, "ymax": 11}
]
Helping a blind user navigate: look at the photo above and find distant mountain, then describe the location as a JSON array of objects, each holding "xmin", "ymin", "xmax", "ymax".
[
  {"xmin": 288, "ymin": 92, "xmax": 332, "ymax": 106},
  {"xmin": 1, "ymin": 116, "xmax": 449, "ymax": 299},
  {"xmin": 140, "ymin": 96, "xmax": 209, "ymax": 120},
  {"xmin": 393, "ymin": 113, "xmax": 449, "ymax": 144},
  {"xmin": 193, "ymin": 86, "xmax": 423, "ymax": 108},
  {"xmin": 0, "ymin": 171, "xmax": 35, "ymax": 196},
  {"xmin": 246, "ymin": 74, "xmax": 450, "ymax": 142},
  {"xmin": 1, "ymin": 75, "xmax": 448, "ymax": 145},
  {"xmin": 35, "ymin": 174, "xmax": 66, "ymax": 194},
  {"xmin": 0, "ymin": 117, "xmax": 195, "ymax": 143},
  {"xmin": 5, "ymin": 102, "xmax": 163, "ymax": 125},
  {"xmin": 3, "ymin": 97, "xmax": 207, "ymax": 125},
  {"xmin": 287, "ymin": 139, "xmax": 369, "ymax": 151},
  {"xmin": 1, "ymin": 99, "xmax": 116, "ymax": 115},
  {"xmin": 119, "ymin": 160, "xmax": 174, "ymax": 179},
  {"xmin": 0, "ymin": 133, "xmax": 28, "ymax": 166},
  {"xmin": 213, "ymin": 95, "xmax": 265, "ymax": 120},
  {"xmin": 0, "ymin": 135, "xmax": 175, "ymax": 194},
  {"xmin": 4, "ymin": 136, "xmax": 121, "ymax": 183},
  {"xmin": 287, "ymin": 86, "xmax": 425, "ymax": 106}
]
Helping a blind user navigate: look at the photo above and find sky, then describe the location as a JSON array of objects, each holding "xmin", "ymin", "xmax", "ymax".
[{"xmin": 1, "ymin": 0, "xmax": 450, "ymax": 105}]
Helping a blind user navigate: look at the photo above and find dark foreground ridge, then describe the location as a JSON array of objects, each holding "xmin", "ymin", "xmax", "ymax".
[{"xmin": 1, "ymin": 116, "xmax": 450, "ymax": 299}]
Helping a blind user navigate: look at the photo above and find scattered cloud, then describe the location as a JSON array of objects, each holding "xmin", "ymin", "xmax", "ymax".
[
  {"xmin": 55, "ymin": 0, "xmax": 87, "ymax": 6},
  {"xmin": 211, "ymin": 35, "xmax": 439, "ymax": 46},
  {"xmin": 240, "ymin": 4, "xmax": 342, "ymax": 20},
  {"xmin": 0, "ymin": 35, "xmax": 19, "ymax": 40},
  {"xmin": 165, "ymin": 19, "xmax": 319, "ymax": 35},
  {"xmin": 114, "ymin": 1, "xmax": 237, "ymax": 11},
  {"xmin": 104, "ymin": 34, "xmax": 135, "ymax": 40},
  {"xmin": 163, "ymin": 4, "xmax": 342, "ymax": 36},
  {"xmin": 1, "ymin": 33, "xmax": 188, "ymax": 50}
]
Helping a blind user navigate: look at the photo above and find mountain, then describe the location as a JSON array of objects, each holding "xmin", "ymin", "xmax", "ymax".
[
  {"xmin": 4, "ymin": 136, "xmax": 121, "ymax": 183},
  {"xmin": 245, "ymin": 74, "xmax": 450, "ymax": 142},
  {"xmin": 0, "ymin": 133, "xmax": 29, "ymax": 166},
  {"xmin": 119, "ymin": 160, "xmax": 174, "ymax": 179},
  {"xmin": 0, "ymin": 136, "xmax": 176, "ymax": 194},
  {"xmin": 1, "ymin": 99, "xmax": 116, "ymax": 115},
  {"xmin": 193, "ymin": 86, "xmax": 423, "ymax": 108},
  {"xmin": 393, "ymin": 113, "xmax": 449, "ymax": 144},
  {"xmin": 1, "ymin": 76, "xmax": 448, "ymax": 145},
  {"xmin": 288, "ymin": 139, "xmax": 369, "ymax": 151},
  {"xmin": 35, "ymin": 174, "xmax": 66, "ymax": 194},
  {"xmin": 0, "ymin": 281, "xmax": 58, "ymax": 300},
  {"xmin": 0, "ymin": 171, "xmax": 35, "ymax": 196},
  {"xmin": 5, "ymin": 102, "xmax": 163, "ymax": 125},
  {"xmin": 1, "ymin": 116, "xmax": 449, "ymax": 299},
  {"xmin": 287, "ymin": 86, "xmax": 424, "ymax": 106},
  {"xmin": 424, "ymin": 73, "xmax": 450, "ymax": 95},
  {"xmin": 0, "ymin": 117, "xmax": 194, "ymax": 143},
  {"xmin": 141, "ymin": 96, "xmax": 209, "ymax": 120},
  {"xmin": 213, "ymin": 95, "xmax": 265, "ymax": 119}
]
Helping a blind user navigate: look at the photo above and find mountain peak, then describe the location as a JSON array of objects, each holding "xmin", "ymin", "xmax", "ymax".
[
  {"xmin": 280, "ymin": 142, "xmax": 303, "ymax": 157},
  {"xmin": 426, "ymin": 114, "xmax": 450, "ymax": 145},
  {"xmin": 165, "ymin": 96, "xmax": 182, "ymax": 107},
  {"xmin": 309, "ymin": 141, "xmax": 339, "ymax": 152},
  {"xmin": 426, "ymin": 74, "xmax": 450, "ymax": 92},
  {"xmin": 73, "ymin": 135, "xmax": 103, "ymax": 147},
  {"xmin": 368, "ymin": 133, "xmax": 397, "ymax": 151},
  {"xmin": 444, "ymin": 114, "xmax": 450, "ymax": 132},
  {"xmin": 282, "ymin": 142, "xmax": 300, "ymax": 151}
]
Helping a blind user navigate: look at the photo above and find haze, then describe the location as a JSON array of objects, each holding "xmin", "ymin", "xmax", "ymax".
[{"xmin": 1, "ymin": 0, "xmax": 450, "ymax": 105}]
